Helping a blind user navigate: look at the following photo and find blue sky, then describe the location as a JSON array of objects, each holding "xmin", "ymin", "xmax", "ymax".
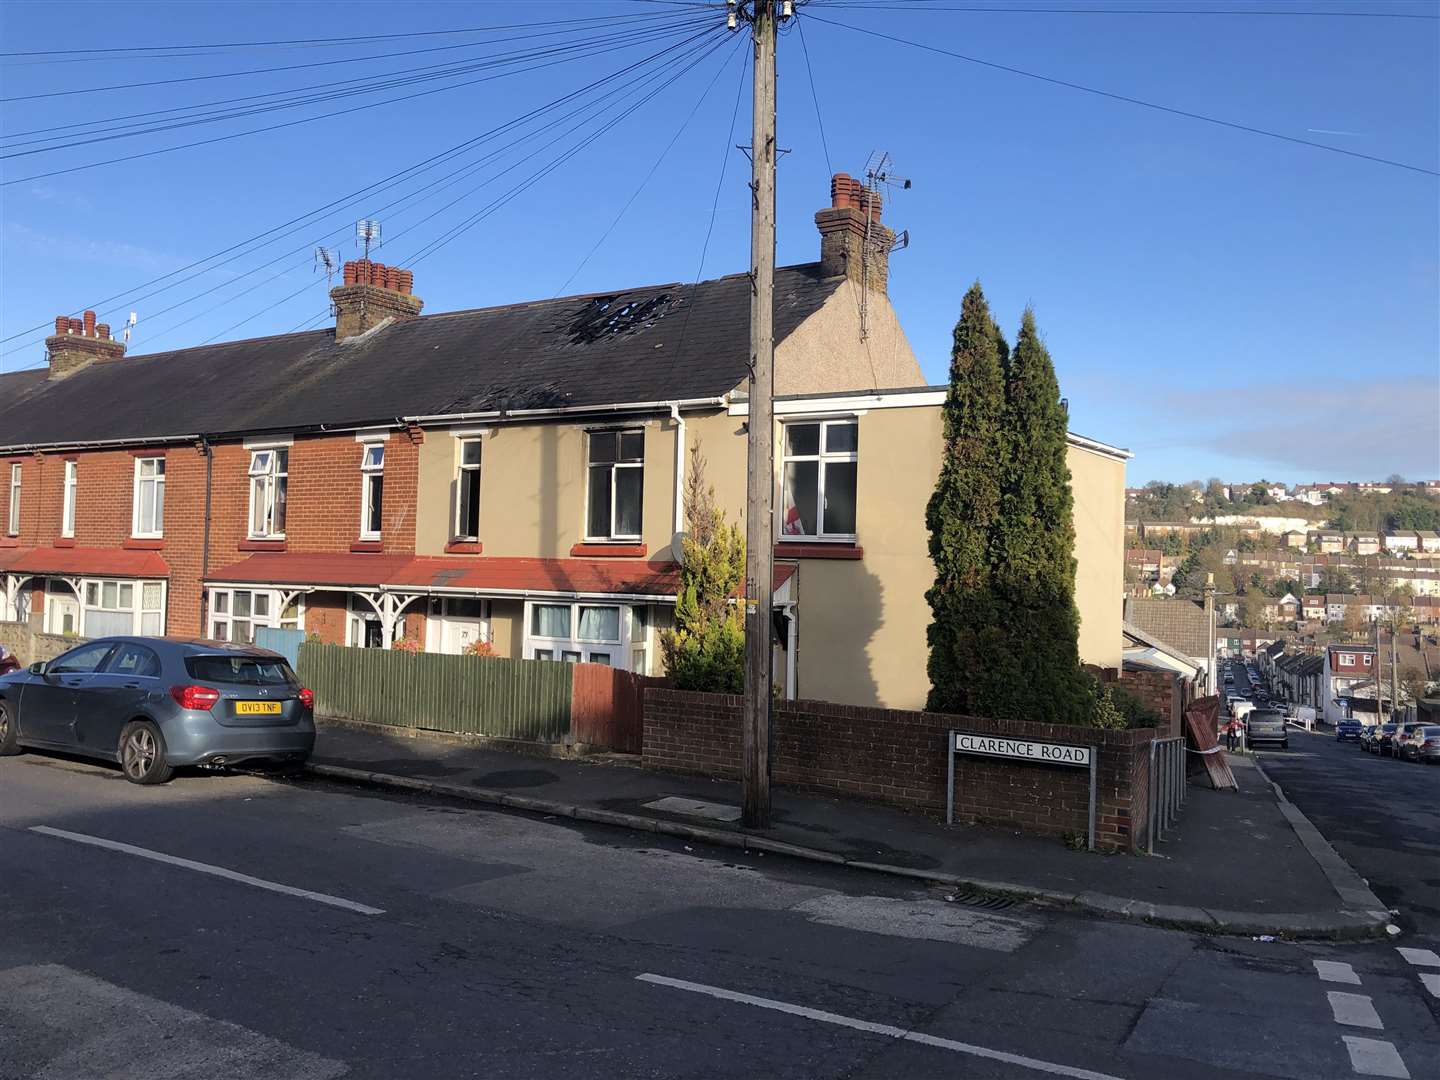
[{"xmin": 2, "ymin": 0, "xmax": 1436, "ymax": 485}]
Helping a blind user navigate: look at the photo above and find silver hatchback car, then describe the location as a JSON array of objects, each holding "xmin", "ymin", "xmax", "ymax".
[{"xmin": 0, "ymin": 636, "xmax": 314, "ymax": 784}]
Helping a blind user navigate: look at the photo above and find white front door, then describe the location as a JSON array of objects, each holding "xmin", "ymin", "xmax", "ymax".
[
  {"xmin": 443, "ymin": 617, "xmax": 483, "ymax": 654},
  {"xmin": 47, "ymin": 593, "xmax": 79, "ymax": 636}
]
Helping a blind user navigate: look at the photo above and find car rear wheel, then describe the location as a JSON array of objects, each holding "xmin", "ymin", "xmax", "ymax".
[
  {"xmin": 119, "ymin": 721, "xmax": 174, "ymax": 785},
  {"xmin": 0, "ymin": 701, "xmax": 22, "ymax": 756}
]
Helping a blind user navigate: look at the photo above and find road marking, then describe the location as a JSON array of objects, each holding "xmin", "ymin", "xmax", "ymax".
[
  {"xmin": 1327, "ymin": 991, "xmax": 1383, "ymax": 1030},
  {"xmin": 636, "ymin": 973, "xmax": 1125, "ymax": 1080},
  {"xmin": 1314, "ymin": 960, "xmax": 1362, "ymax": 985},
  {"xmin": 1341, "ymin": 1036, "xmax": 1410, "ymax": 1079},
  {"xmin": 1395, "ymin": 947, "xmax": 1439, "ymax": 968},
  {"xmin": 1420, "ymin": 972, "xmax": 1439, "ymax": 999},
  {"xmin": 29, "ymin": 825, "xmax": 384, "ymax": 916}
]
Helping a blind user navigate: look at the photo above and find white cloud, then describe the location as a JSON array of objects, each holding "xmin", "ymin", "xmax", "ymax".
[{"xmin": 5, "ymin": 222, "xmax": 182, "ymax": 274}]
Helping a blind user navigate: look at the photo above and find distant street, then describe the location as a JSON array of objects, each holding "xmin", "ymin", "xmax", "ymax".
[{"xmin": 4, "ymin": 752, "xmax": 1439, "ymax": 1080}]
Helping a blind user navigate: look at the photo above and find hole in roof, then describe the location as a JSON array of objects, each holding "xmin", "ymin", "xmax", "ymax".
[{"xmin": 568, "ymin": 293, "xmax": 673, "ymax": 345}]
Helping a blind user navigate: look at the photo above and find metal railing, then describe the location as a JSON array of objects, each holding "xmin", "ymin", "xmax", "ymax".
[{"xmin": 1147, "ymin": 736, "xmax": 1187, "ymax": 855}]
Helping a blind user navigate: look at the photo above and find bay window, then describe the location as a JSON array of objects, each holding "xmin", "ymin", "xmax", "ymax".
[
  {"xmin": 248, "ymin": 448, "xmax": 288, "ymax": 539},
  {"xmin": 586, "ymin": 430, "xmax": 644, "ymax": 541},
  {"xmin": 209, "ymin": 587, "xmax": 301, "ymax": 644},
  {"xmin": 132, "ymin": 457, "xmax": 165, "ymax": 538},
  {"xmin": 455, "ymin": 439, "xmax": 482, "ymax": 540},
  {"xmin": 61, "ymin": 461, "xmax": 77, "ymax": 538},
  {"xmin": 780, "ymin": 419, "xmax": 858, "ymax": 539},
  {"xmin": 360, "ymin": 442, "xmax": 385, "ymax": 540},
  {"xmin": 525, "ymin": 600, "xmax": 645, "ymax": 668},
  {"xmin": 82, "ymin": 578, "xmax": 166, "ymax": 637}
]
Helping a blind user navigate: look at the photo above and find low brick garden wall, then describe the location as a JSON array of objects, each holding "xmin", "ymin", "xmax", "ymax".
[
  {"xmin": 643, "ymin": 689, "xmax": 1159, "ymax": 852},
  {"xmin": 0, "ymin": 621, "xmax": 86, "ymax": 666}
]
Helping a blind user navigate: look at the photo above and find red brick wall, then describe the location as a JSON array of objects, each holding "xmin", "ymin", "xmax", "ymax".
[
  {"xmin": 1115, "ymin": 668, "xmax": 1185, "ymax": 737},
  {"xmin": 643, "ymin": 689, "xmax": 1158, "ymax": 852},
  {"xmin": 3, "ymin": 427, "xmax": 420, "ymax": 641}
]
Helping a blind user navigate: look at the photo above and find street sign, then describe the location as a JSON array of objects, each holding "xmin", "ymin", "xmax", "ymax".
[{"xmin": 946, "ymin": 729, "xmax": 1099, "ymax": 851}]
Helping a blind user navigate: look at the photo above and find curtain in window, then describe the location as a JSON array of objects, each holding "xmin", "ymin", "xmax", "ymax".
[
  {"xmin": 578, "ymin": 606, "xmax": 619, "ymax": 642},
  {"xmin": 85, "ymin": 609, "xmax": 132, "ymax": 637},
  {"xmin": 531, "ymin": 604, "xmax": 571, "ymax": 638}
]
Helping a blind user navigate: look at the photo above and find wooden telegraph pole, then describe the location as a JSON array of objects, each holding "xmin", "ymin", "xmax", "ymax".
[{"xmin": 741, "ymin": 0, "xmax": 778, "ymax": 829}]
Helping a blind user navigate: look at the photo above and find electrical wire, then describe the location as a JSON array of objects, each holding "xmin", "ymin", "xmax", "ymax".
[
  {"xmin": 2, "ymin": 18, "xmax": 718, "ymax": 183},
  {"xmin": 796, "ymin": 13, "xmax": 833, "ymax": 177},
  {"xmin": 815, "ymin": 2, "xmax": 1439, "ymax": 18},
  {"xmin": 804, "ymin": 13, "xmax": 1440, "ymax": 177},
  {"xmin": 553, "ymin": 35, "xmax": 748, "ymax": 297},
  {"xmin": 0, "ymin": 22, "xmax": 729, "ymax": 355}
]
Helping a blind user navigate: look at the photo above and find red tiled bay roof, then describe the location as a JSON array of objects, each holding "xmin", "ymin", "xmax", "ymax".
[
  {"xmin": 207, "ymin": 552, "xmax": 797, "ymax": 598},
  {"xmin": 0, "ymin": 546, "xmax": 170, "ymax": 578}
]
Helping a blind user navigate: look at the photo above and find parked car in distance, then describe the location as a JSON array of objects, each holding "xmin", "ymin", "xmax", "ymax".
[
  {"xmin": 1370, "ymin": 722, "xmax": 1401, "ymax": 756},
  {"xmin": 1394, "ymin": 722, "xmax": 1430, "ymax": 762},
  {"xmin": 1334, "ymin": 718, "xmax": 1363, "ymax": 743},
  {"xmin": 0, "ymin": 636, "xmax": 314, "ymax": 784},
  {"xmin": 1399, "ymin": 725, "xmax": 1440, "ymax": 764},
  {"xmin": 1247, "ymin": 709, "xmax": 1289, "ymax": 749},
  {"xmin": 0, "ymin": 646, "xmax": 18, "ymax": 678}
]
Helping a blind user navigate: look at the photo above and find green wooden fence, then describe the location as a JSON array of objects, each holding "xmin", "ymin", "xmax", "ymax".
[{"xmin": 298, "ymin": 642, "xmax": 573, "ymax": 742}]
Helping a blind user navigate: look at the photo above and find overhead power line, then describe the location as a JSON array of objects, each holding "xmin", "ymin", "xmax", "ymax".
[
  {"xmin": 817, "ymin": 2, "xmax": 1439, "ymax": 18},
  {"xmin": 804, "ymin": 13, "xmax": 1440, "ymax": 177}
]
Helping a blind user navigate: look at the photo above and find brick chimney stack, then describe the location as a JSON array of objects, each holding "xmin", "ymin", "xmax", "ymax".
[
  {"xmin": 44, "ymin": 310, "xmax": 125, "ymax": 380},
  {"xmin": 329, "ymin": 260, "xmax": 423, "ymax": 340},
  {"xmin": 816, "ymin": 172, "xmax": 895, "ymax": 293}
]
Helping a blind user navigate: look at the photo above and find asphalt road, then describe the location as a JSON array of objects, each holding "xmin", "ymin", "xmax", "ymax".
[
  {"xmin": 3, "ymin": 750, "xmax": 1438, "ymax": 1080},
  {"xmin": 1256, "ymin": 728, "xmax": 1440, "ymax": 944}
]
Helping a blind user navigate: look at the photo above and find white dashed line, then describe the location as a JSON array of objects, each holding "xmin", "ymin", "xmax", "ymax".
[
  {"xmin": 1313, "ymin": 960, "xmax": 1362, "ymax": 985},
  {"xmin": 636, "ymin": 973, "xmax": 1126, "ymax": 1080},
  {"xmin": 1327, "ymin": 991, "xmax": 1383, "ymax": 1030},
  {"xmin": 1420, "ymin": 972, "xmax": 1439, "ymax": 1000},
  {"xmin": 1341, "ymin": 1036, "xmax": 1411, "ymax": 1079},
  {"xmin": 1395, "ymin": 947, "xmax": 1439, "ymax": 968},
  {"xmin": 30, "ymin": 825, "xmax": 385, "ymax": 916}
]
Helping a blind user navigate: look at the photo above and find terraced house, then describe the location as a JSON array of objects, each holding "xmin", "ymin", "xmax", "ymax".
[{"xmin": 0, "ymin": 177, "xmax": 1128, "ymax": 710}]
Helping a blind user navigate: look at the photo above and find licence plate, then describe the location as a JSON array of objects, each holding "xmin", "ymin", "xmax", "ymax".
[{"xmin": 235, "ymin": 701, "xmax": 282, "ymax": 715}]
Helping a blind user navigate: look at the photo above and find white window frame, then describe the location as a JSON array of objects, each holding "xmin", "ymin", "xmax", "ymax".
[
  {"xmin": 208, "ymin": 587, "xmax": 302, "ymax": 644},
  {"xmin": 77, "ymin": 577, "xmax": 168, "ymax": 637},
  {"xmin": 247, "ymin": 448, "xmax": 288, "ymax": 540},
  {"xmin": 585, "ymin": 429, "xmax": 645, "ymax": 542},
  {"xmin": 7, "ymin": 463, "xmax": 20, "ymax": 536},
  {"xmin": 779, "ymin": 417, "xmax": 859, "ymax": 541},
  {"xmin": 453, "ymin": 437, "xmax": 483, "ymax": 541},
  {"xmin": 131, "ymin": 456, "xmax": 165, "ymax": 539},
  {"xmin": 61, "ymin": 460, "xmax": 77, "ymax": 538},
  {"xmin": 523, "ymin": 600, "xmax": 638, "ymax": 669},
  {"xmin": 359, "ymin": 440, "xmax": 385, "ymax": 541}
]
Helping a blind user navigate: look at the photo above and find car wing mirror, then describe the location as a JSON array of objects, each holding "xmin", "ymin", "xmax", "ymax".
[{"xmin": 28, "ymin": 661, "xmax": 47, "ymax": 676}]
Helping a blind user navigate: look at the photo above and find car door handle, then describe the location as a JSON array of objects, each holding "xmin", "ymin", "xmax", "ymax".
[
  {"xmin": 62, "ymin": 679, "xmax": 85, "ymax": 687},
  {"xmin": 124, "ymin": 683, "xmax": 142, "ymax": 689}
]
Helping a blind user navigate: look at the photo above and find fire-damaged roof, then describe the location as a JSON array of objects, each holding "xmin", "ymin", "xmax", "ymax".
[{"xmin": 0, "ymin": 264, "xmax": 842, "ymax": 450}]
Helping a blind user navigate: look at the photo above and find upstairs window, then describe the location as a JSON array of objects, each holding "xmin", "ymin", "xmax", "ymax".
[
  {"xmin": 455, "ymin": 439, "xmax": 482, "ymax": 540},
  {"xmin": 781, "ymin": 419, "xmax": 858, "ymax": 539},
  {"xmin": 248, "ymin": 449, "xmax": 288, "ymax": 539},
  {"xmin": 61, "ymin": 461, "xmax": 77, "ymax": 538},
  {"xmin": 587, "ymin": 430, "xmax": 643, "ymax": 541},
  {"xmin": 7, "ymin": 463, "xmax": 20, "ymax": 536},
  {"xmin": 132, "ymin": 457, "xmax": 165, "ymax": 538},
  {"xmin": 360, "ymin": 443, "xmax": 385, "ymax": 540}
]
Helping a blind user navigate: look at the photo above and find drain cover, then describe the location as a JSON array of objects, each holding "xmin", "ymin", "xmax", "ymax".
[{"xmin": 945, "ymin": 891, "xmax": 1018, "ymax": 911}]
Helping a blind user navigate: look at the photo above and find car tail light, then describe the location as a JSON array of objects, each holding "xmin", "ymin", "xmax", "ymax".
[
  {"xmin": 1424, "ymin": 738, "xmax": 1440, "ymax": 748},
  {"xmin": 298, "ymin": 687, "xmax": 314, "ymax": 710},
  {"xmin": 170, "ymin": 684, "xmax": 221, "ymax": 711}
]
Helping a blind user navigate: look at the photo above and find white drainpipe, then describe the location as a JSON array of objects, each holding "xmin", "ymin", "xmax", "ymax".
[{"xmin": 669, "ymin": 403, "xmax": 686, "ymax": 536}]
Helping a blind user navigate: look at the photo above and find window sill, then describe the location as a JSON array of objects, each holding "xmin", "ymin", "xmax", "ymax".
[
  {"xmin": 570, "ymin": 543, "xmax": 647, "ymax": 558},
  {"xmin": 123, "ymin": 537, "xmax": 164, "ymax": 550},
  {"xmin": 350, "ymin": 540, "xmax": 383, "ymax": 553},
  {"xmin": 0, "ymin": 536, "xmax": 19, "ymax": 548},
  {"xmin": 53, "ymin": 537, "xmax": 76, "ymax": 548},
  {"xmin": 238, "ymin": 538, "xmax": 287, "ymax": 552},
  {"xmin": 774, "ymin": 542, "xmax": 863, "ymax": 560},
  {"xmin": 445, "ymin": 540, "xmax": 483, "ymax": 554}
]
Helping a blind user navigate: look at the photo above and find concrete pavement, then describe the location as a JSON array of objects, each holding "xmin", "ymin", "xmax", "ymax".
[{"xmin": 4, "ymin": 750, "xmax": 1438, "ymax": 1079}]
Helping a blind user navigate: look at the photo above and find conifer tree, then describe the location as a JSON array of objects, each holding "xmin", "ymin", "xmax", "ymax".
[
  {"xmin": 925, "ymin": 283, "xmax": 1008, "ymax": 714},
  {"xmin": 660, "ymin": 443, "xmax": 746, "ymax": 692}
]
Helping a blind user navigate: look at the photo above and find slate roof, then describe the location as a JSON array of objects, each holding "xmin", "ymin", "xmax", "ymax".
[
  {"xmin": 1124, "ymin": 597, "xmax": 1210, "ymax": 659},
  {"xmin": 0, "ymin": 264, "xmax": 842, "ymax": 449}
]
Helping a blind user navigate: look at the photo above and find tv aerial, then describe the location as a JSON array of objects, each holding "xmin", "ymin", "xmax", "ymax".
[
  {"xmin": 314, "ymin": 246, "xmax": 340, "ymax": 282},
  {"xmin": 355, "ymin": 219, "xmax": 382, "ymax": 259}
]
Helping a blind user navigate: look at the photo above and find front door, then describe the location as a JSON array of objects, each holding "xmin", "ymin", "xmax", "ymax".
[
  {"xmin": 46, "ymin": 593, "xmax": 79, "ymax": 637},
  {"xmin": 442, "ymin": 617, "xmax": 483, "ymax": 654}
]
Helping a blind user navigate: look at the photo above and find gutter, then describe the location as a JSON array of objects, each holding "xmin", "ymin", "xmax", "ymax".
[{"xmin": 400, "ymin": 396, "xmax": 728, "ymax": 427}]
